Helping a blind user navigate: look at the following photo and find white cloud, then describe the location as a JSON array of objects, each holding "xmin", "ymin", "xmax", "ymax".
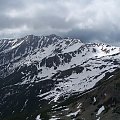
[
  {"xmin": 5, "ymin": 3, "xmax": 46, "ymax": 18},
  {"xmin": 0, "ymin": 25, "xmax": 30, "ymax": 38}
]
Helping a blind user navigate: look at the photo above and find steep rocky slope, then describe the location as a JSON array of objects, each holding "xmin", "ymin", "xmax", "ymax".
[
  {"xmin": 0, "ymin": 35, "xmax": 120, "ymax": 120},
  {"xmin": 48, "ymin": 68, "xmax": 120, "ymax": 120}
]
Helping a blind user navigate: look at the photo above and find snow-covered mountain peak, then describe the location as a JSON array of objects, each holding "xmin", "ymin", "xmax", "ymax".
[{"xmin": 0, "ymin": 35, "xmax": 120, "ymax": 120}]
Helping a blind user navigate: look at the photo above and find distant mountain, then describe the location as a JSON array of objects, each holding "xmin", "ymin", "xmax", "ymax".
[{"xmin": 0, "ymin": 34, "xmax": 120, "ymax": 120}]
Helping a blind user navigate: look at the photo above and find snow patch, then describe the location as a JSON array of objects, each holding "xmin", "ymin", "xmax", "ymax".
[
  {"xmin": 96, "ymin": 106, "xmax": 105, "ymax": 116},
  {"xmin": 36, "ymin": 115, "xmax": 41, "ymax": 120},
  {"xmin": 66, "ymin": 109, "xmax": 80, "ymax": 117}
]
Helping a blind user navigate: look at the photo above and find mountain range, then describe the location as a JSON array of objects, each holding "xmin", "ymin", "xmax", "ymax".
[{"xmin": 0, "ymin": 34, "xmax": 120, "ymax": 120}]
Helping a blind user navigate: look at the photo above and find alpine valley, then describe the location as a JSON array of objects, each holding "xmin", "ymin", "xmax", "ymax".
[{"xmin": 0, "ymin": 34, "xmax": 120, "ymax": 120}]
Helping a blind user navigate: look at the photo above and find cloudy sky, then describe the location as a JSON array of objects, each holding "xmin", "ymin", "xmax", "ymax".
[{"xmin": 0, "ymin": 0, "xmax": 120, "ymax": 45}]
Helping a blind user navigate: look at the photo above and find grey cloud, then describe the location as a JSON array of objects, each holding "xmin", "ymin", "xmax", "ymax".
[
  {"xmin": 65, "ymin": 28, "xmax": 120, "ymax": 46},
  {"xmin": 0, "ymin": 0, "xmax": 25, "ymax": 12},
  {"xmin": 0, "ymin": 0, "xmax": 120, "ymax": 46}
]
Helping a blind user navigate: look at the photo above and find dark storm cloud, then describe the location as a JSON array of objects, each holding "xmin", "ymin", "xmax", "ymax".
[
  {"xmin": 65, "ymin": 28, "xmax": 120, "ymax": 46},
  {"xmin": 0, "ymin": 0, "xmax": 120, "ymax": 45}
]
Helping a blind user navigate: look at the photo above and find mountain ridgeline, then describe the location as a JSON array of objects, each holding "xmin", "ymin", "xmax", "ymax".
[{"xmin": 0, "ymin": 34, "xmax": 120, "ymax": 120}]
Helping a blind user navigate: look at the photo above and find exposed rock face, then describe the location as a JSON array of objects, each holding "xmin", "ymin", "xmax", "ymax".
[{"xmin": 0, "ymin": 34, "xmax": 120, "ymax": 120}]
